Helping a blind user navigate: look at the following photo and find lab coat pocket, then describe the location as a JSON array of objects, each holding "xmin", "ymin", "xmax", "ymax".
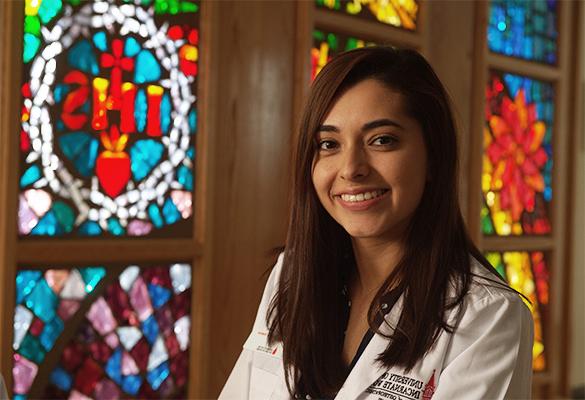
[
  {"xmin": 249, "ymin": 348, "xmax": 283, "ymax": 399},
  {"xmin": 250, "ymin": 366, "xmax": 278, "ymax": 399}
]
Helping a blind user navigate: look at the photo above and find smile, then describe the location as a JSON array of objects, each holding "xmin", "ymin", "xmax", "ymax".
[{"xmin": 339, "ymin": 189, "xmax": 388, "ymax": 203}]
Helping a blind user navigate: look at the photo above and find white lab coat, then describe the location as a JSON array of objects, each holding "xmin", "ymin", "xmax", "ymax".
[{"xmin": 220, "ymin": 253, "xmax": 534, "ymax": 400}]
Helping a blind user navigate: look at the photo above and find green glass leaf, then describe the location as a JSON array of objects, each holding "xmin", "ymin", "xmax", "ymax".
[
  {"xmin": 53, "ymin": 201, "xmax": 75, "ymax": 233},
  {"xmin": 155, "ymin": 0, "xmax": 198, "ymax": 15},
  {"xmin": 481, "ymin": 205, "xmax": 495, "ymax": 235},
  {"xmin": 346, "ymin": 37, "xmax": 359, "ymax": 51},
  {"xmin": 326, "ymin": 33, "xmax": 338, "ymax": 52},
  {"xmin": 180, "ymin": 2, "xmax": 198, "ymax": 13},
  {"xmin": 24, "ymin": 16, "xmax": 41, "ymax": 36},
  {"xmin": 313, "ymin": 30, "xmax": 325, "ymax": 41}
]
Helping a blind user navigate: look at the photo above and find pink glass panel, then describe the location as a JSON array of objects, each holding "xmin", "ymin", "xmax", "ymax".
[
  {"xmin": 94, "ymin": 379, "xmax": 120, "ymax": 400},
  {"xmin": 87, "ymin": 297, "xmax": 117, "ymax": 335},
  {"xmin": 57, "ymin": 299, "xmax": 81, "ymax": 321},
  {"xmin": 129, "ymin": 277, "xmax": 153, "ymax": 321},
  {"xmin": 121, "ymin": 352, "xmax": 140, "ymax": 375},
  {"xmin": 45, "ymin": 270, "xmax": 70, "ymax": 294},
  {"xmin": 13, "ymin": 354, "xmax": 38, "ymax": 395},
  {"xmin": 127, "ymin": 220, "xmax": 153, "ymax": 236}
]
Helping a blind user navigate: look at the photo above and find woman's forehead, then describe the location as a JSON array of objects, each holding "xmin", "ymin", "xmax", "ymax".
[{"xmin": 320, "ymin": 80, "xmax": 412, "ymax": 130}]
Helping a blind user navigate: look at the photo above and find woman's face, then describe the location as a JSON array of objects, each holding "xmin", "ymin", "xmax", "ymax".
[{"xmin": 312, "ymin": 79, "xmax": 428, "ymax": 242}]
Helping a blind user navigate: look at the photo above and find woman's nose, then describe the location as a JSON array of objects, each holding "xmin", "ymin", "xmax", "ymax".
[{"xmin": 339, "ymin": 146, "xmax": 369, "ymax": 180}]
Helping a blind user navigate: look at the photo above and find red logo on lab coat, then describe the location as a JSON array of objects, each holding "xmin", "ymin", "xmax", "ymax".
[{"xmin": 422, "ymin": 370, "xmax": 435, "ymax": 399}]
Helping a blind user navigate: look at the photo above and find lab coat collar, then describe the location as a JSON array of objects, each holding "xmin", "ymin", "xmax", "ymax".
[{"xmin": 336, "ymin": 293, "xmax": 405, "ymax": 400}]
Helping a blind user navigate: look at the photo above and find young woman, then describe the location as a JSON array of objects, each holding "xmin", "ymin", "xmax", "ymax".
[{"xmin": 220, "ymin": 47, "xmax": 534, "ymax": 400}]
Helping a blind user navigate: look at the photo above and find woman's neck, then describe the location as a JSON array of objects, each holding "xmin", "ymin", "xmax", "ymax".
[{"xmin": 350, "ymin": 237, "xmax": 403, "ymax": 298}]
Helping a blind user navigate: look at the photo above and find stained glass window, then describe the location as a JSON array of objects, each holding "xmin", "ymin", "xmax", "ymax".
[
  {"xmin": 485, "ymin": 251, "xmax": 549, "ymax": 371},
  {"xmin": 315, "ymin": 0, "xmax": 419, "ymax": 31},
  {"xmin": 488, "ymin": 0, "xmax": 558, "ymax": 65},
  {"xmin": 19, "ymin": 0, "xmax": 199, "ymax": 237},
  {"xmin": 13, "ymin": 263, "xmax": 192, "ymax": 399},
  {"xmin": 312, "ymin": 29, "xmax": 375, "ymax": 81},
  {"xmin": 482, "ymin": 71, "xmax": 553, "ymax": 236}
]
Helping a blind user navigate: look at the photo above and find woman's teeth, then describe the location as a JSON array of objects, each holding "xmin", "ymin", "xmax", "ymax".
[{"xmin": 340, "ymin": 190, "xmax": 386, "ymax": 203}]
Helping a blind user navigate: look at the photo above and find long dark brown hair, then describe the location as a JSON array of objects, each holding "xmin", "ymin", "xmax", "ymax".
[{"xmin": 267, "ymin": 47, "xmax": 506, "ymax": 398}]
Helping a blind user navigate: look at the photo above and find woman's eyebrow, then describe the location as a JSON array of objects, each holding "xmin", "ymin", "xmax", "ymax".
[
  {"xmin": 362, "ymin": 118, "xmax": 404, "ymax": 131},
  {"xmin": 317, "ymin": 119, "xmax": 404, "ymax": 134},
  {"xmin": 316, "ymin": 124, "xmax": 339, "ymax": 133}
]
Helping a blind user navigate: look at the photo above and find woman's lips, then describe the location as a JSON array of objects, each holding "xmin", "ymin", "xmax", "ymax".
[{"xmin": 335, "ymin": 189, "xmax": 389, "ymax": 211}]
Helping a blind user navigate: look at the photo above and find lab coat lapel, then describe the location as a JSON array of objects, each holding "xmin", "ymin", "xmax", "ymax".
[{"xmin": 337, "ymin": 294, "xmax": 404, "ymax": 400}]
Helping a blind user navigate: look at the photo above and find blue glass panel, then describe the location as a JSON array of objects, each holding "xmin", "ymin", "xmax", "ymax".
[
  {"xmin": 488, "ymin": 0, "xmax": 557, "ymax": 64},
  {"xmin": 161, "ymin": 94, "xmax": 171, "ymax": 134},
  {"xmin": 92, "ymin": 31, "xmax": 108, "ymax": 52},
  {"xmin": 50, "ymin": 366, "xmax": 73, "ymax": 391},
  {"xmin": 135, "ymin": 89, "xmax": 147, "ymax": 133},
  {"xmin": 53, "ymin": 84, "xmax": 70, "ymax": 103},
  {"xmin": 58, "ymin": 132, "xmax": 99, "ymax": 177},
  {"xmin": 177, "ymin": 166, "xmax": 193, "ymax": 191},
  {"xmin": 105, "ymin": 348, "xmax": 123, "ymax": 385},
  {"xmin": 147, "ymin": 361, "xmax": 169, "ymax": 390},
  {"xmin": 124, "ymin": 37, "xmax": 141, "ymax": 57},
  {"xmin": 31, "ymin": 210, "xmax": 62, "ymax": 236},
  {"xmin": 147, "ymin": 284, "xmax": 171, "ymax": 309},
  {"xmin": 122, "ymin": 374, "xmax": 142, "ymax": 395},
  {"xmin": 23, "ymin": 33, "xmax": 41, "ymax": 63},
  {"xmin": 67, "ymin": 40, "xmax": 99, "ymax": 75},
  {"xmin": 40, "ymin": 316, "xmax": 64, "ymax": 351},
  {"xmin": 79, "ymin": 221, "xmax": 102, "ymax": 236},
  {"xmin": 141, "ymin": 315, "xmax": 159, "ymax": 345},
  {"xmin": 80, "ymin": 267, "xmax": 106, "ymax": 293},
  {"xmin": 16, "ymin": 271, "xmax": 42, "ymax": 305},
  {"xmin": 108, "ymin": 218, "xmax": 124, "ymax": 236},
  {"xmin": 20, "ymin": 165, "xmax": 41, "ymax": 188},
  {"xmin": 148, "ymin": 203, "xmax": 164, "ymax": 229},
  {"xmin": 188, "ymin": 109, "xmax": 197, "ymax": 133},
  {"xmin": 130, "ymin": 139, "xmax": 164, "ymax": 181},
  {"xmin": 134, "ymin": 50, "xmax": 161, "ymax": 83},
  {"xmin": 37, "ymin": 0, "xmax": 62, "ymax": 24},
  {"xmin": 19, "ymin": 334, "xmax": 46, "ymax": 363},
  {"xmin": 162, "ymin": 197, "xmax": 180, "ymax": 225},
  {"xmin": 25, "ymin": 279, "xmax": 57, "ymax": 322}
]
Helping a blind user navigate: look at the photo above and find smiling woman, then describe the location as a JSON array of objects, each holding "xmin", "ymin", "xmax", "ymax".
[
  {"xmin": 220, "ymin": 47, "xmax": 534, "ymax": 400},
  {"xmin": 312, "ymin": 80, "xmax": 428, "ymax": 245}
]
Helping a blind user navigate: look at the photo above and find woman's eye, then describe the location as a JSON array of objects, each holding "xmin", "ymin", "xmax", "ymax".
[
  {"xmin": 318, "ymin": 140, "xmax": 338, "ymax": 150},
  {"xmin": 371, "ymin": 135, "xmax": 397, "ymax": 146}
]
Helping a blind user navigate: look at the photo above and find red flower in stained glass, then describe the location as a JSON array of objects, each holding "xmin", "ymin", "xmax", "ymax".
[{"xmin": 486, "ymin": 87, "xmax": 547, "ymax": 223}]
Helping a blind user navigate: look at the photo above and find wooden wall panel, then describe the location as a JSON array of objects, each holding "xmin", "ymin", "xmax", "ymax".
[
  {"xmin": 566, "ymin": 0, "xmax": 585, "ymax": 394},
  {"xmin": 424, "ymin": 1, "xmax": 475, "ymax": 223},
  {"xmin": 207, "ymin": 1, "xmax": 295, "ymax": 396}
]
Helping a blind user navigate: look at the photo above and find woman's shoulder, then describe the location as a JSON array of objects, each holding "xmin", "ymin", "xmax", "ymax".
[
  {"xmin": 264, "ymin": 251, "xmax": 285, "ymax": 296},
  {"xmin": 454, "ymin": 256, "xmax": 533, "ymax": 324},
  {"xmin": 248, "ymin": 252, "xmax": 285, "ymax": 329}
]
